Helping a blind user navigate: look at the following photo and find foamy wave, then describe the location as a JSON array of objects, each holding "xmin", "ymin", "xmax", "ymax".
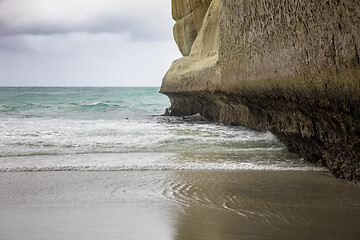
[
  {"xmin": 0, "ymin": 147, "xmax": 287, "ymax": 158},
  {"xmin": 0, "ymin": 162, "xmax": 325, "ymax": 172},
  {"xmin": 79, "ymin": 102, "xmax": 118, "ymax": 108},
  {"xmin": 0, "ymin": 117, "xmax": 284, "ymax": 157}
]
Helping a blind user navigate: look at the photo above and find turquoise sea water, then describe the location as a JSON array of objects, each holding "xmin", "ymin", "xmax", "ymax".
[
  {"xmin": 0, "ymin": 87, "xmax": 168, "ymax": 120},
  {"xmin": 0, "ymin": 87, "xmax": 321, "ymax": 171},
  {"xmin": 0, "ymin": 87, "xmax": 319, "ymax": 171}
]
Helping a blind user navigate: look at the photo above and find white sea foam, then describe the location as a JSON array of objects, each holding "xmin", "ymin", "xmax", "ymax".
[
  {"xmin": 0, "ymin": 165, "xmax": 325, "ymax": 172},
  {"xmin": 0, "ymin": 87, "xmax": 322, "ymax": 173},
  {"xmin": 0, "ymin": 117, "xmax": 282, "ymax": 157},
  {"xmin": 0, "ymin": 153, "xmax": 325, "ymax": 172}
]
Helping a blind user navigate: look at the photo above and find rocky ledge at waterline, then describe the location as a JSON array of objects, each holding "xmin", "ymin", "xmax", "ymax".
[{"xmin": 160, "ymin": 0, "xmax": 360, "ymax": 182}]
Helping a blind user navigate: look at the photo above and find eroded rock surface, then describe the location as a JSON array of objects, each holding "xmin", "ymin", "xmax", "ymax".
[
  {"xmin": 172, "ymin": 0, "xmax": 212, "ymax": 56},
  {"xmin": 161, "ymin": 0, "xmax": 360, "ymax": 182}
]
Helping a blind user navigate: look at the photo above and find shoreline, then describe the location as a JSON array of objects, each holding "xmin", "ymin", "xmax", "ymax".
[{"xmin": 1, "ymin": 170, "xmax": 359, "ymax": 240}]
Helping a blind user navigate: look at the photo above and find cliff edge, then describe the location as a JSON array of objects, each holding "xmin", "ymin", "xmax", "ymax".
[{"xmin": 161, "ymin": 0, "xmax": 360, "ymax": 182}]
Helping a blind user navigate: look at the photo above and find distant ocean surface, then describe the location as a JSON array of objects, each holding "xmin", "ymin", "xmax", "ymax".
[{"xmin": 0, "ymin": 87, "xmax": 318, "ymax": 172}]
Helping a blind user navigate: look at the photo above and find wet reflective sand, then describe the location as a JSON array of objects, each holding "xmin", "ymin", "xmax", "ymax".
[{"xmin": 0, "ymin": 170, "xmax": 359, "ymax": 240}]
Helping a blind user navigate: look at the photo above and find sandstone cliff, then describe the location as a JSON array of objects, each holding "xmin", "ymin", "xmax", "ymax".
[
  {"xmin": 172, "ymin": 0, "xmax": 212, "ymax": 56},
  {"xmin": 161, "ymin": 0, "xmax": 360, "ymax": 182}
]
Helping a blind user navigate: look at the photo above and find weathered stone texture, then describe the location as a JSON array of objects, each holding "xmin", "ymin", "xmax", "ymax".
[
  {"xmin": 172, "ymin": 0, "xmax": 212, "ymax": 56},
  {"xmin": 161, "ymin": 0, "xmax": 360, "ymax": 182},
  {"xmin": 219, "ymin": 0, "xmax": 360, "ymax": 86},
  {"xmin": 163, "ymin": 0, "xmax": 221, "ymax": 94}
]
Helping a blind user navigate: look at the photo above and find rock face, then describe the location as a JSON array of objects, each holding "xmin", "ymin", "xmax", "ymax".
[
  {"xmin": 161, "ymin": 0, "xmax": 360, "ymax": 182},
  {"xmin": 172, "ymin": 0, "xmax": 212, "ymax": 56}
]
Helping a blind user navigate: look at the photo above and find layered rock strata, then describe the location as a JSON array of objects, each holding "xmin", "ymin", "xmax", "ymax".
[{"xmin": 161, "ymin": 0, "xmax": 360, "ymax": 182}]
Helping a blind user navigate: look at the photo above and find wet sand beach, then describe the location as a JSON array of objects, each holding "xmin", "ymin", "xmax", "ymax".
[{"xmin": 1, "ymin": 170, "xmax": 359, "ymax": 240}]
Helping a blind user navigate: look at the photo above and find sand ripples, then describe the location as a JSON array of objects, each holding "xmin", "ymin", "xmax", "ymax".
[{"xmin": 106, "ymin": 171, "xmax": 317, "ymax": 232}]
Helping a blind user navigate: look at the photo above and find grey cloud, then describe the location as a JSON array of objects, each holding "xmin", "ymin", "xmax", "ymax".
[
  {"xmin": 0, "ymin": 16, "xmax": 172, "ymax": 41},
  {"xmin": 0, "ymin": 0, "xmax": 174, "ymax": 41},
  {"xmin": 0, "ymin": 0, "xmax": 181, "ymax": 87},
  {"xmin": 0, "ymin": 32, "xmax": 132, "ymax": 53}
]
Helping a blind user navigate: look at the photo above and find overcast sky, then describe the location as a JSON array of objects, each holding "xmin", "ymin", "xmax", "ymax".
[{"xmin": 0, "ymin": 0, "xmax": 181, "ymax": 86}]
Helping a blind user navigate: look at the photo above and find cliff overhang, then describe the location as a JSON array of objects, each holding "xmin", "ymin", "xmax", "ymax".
[{"xmin": 161, "ymin": 0, "xmax": 360, "ymax": 182}]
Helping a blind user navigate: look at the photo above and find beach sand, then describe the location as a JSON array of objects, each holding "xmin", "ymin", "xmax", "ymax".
[{"xmin": 0, "ymin": 170, "xmax": 359, "ymax": 240}]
